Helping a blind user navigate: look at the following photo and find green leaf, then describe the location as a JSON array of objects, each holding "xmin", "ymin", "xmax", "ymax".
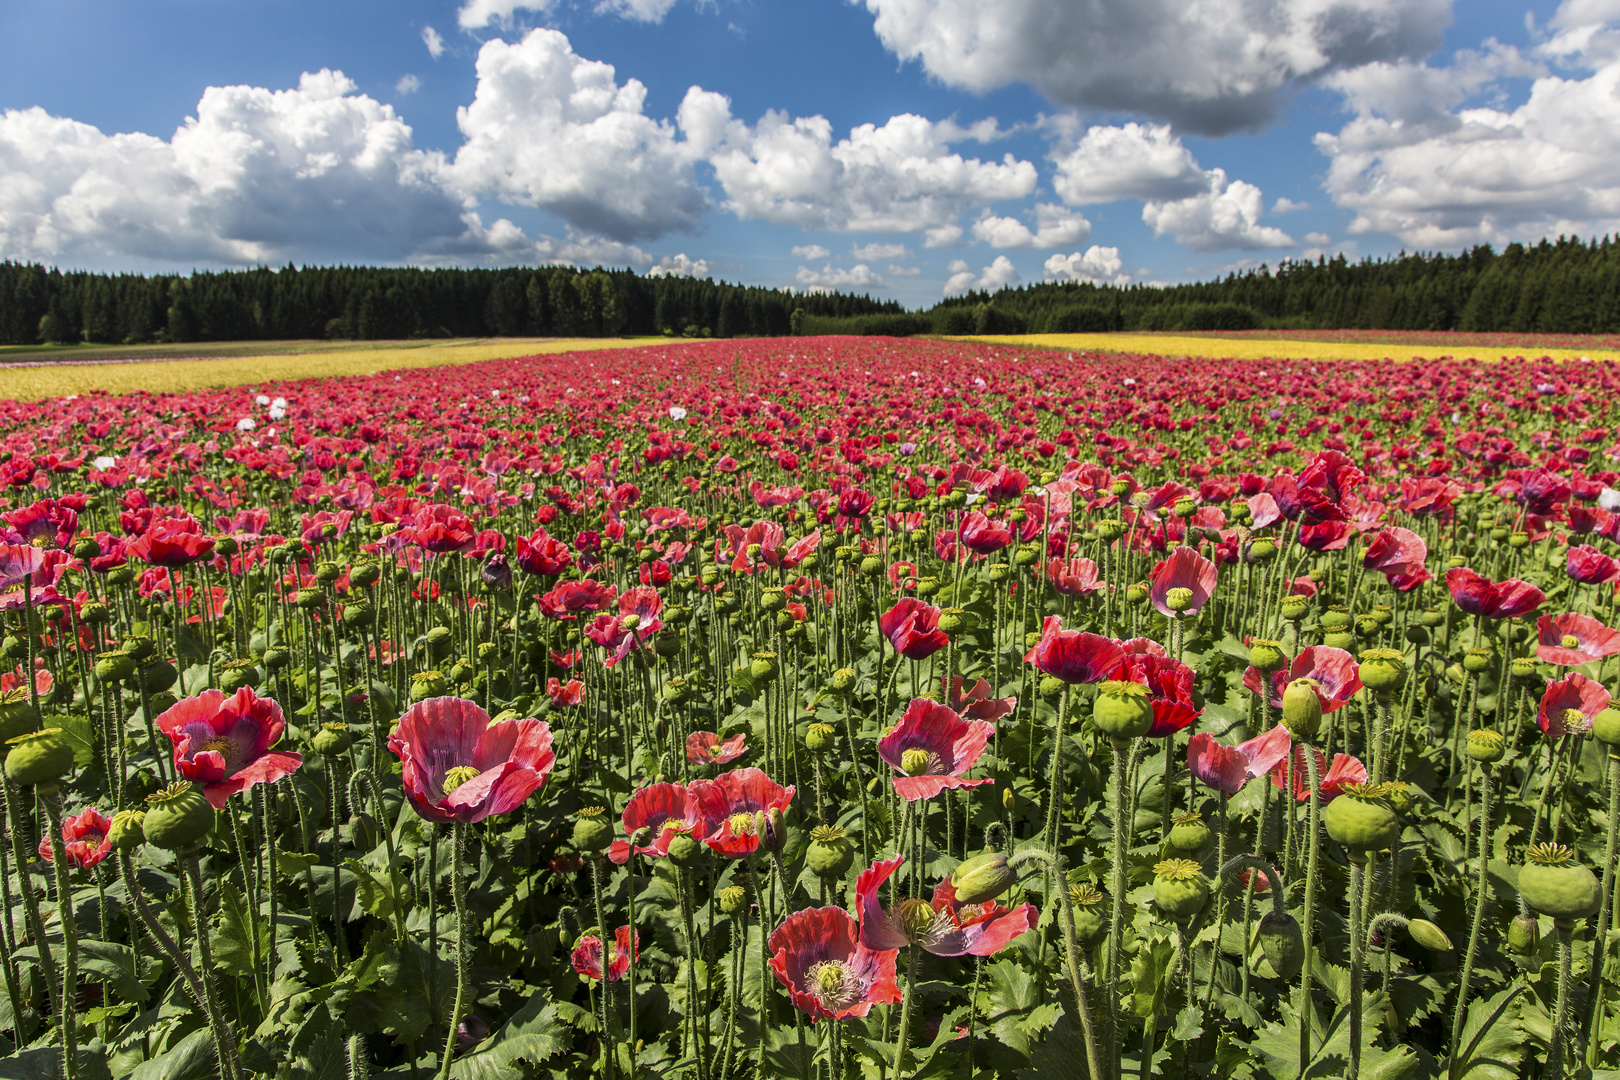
[
  {"xmin": 209, "ymin": 880, "xmax": 264, "ymax": 976},
  {"xmin": 1448, "ymin": 986, "xmax": 1525, "ymax": 1080},
  {"xmin": 1017, "ymin": 1012, "xmax": 1091, "ymax": 1080},
  {"xmin": 1128, "ymin": 934, "xmax": 1178, "ymax": 1019},
  {"xmin": 127, "ymin": 1026, "xmax": 219, "ymax": 1080},
  {"xmin": 277, "ymin": 850, "xmax": 321, "ymax": 878},
  {"xmin": 49, "ymin": 711, "xmax": 96, "ymax": 768},
  {"xmin": 449, "ymin": 994, "xmax": 571, "ymax": 1080}
]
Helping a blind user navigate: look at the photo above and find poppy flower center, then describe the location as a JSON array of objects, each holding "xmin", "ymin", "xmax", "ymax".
[
  {"xmin": 726, "ymin": 811, "xmax": 758, "ymax": 836},
  {"xmin": 901, "ymin": 748, "xmax": 943, "ymax": 776},
  {"xmin": 442, "ymin": 766, "xmax": 480, "ymax": 795},
  {"xmin": 806, "ymin": 960, "xmax": 865, "ymax": 1010},
  {"xmin": 194, "ymin": 735, "xmax": 243, "ymax": 770},
  {"xmin": 1563, "ymin": 708, "xmax": 1592, "ymax": 732},
  {"xmin": 1561, "ymin": 634, "xmax": 1580, "ymax": 648},
  {"xmin": 896, "ymin": 897, "xmax": 944, "ymax": 942}
]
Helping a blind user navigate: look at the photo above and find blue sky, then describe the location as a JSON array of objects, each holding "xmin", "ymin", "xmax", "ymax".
[{"xmin": 1, "ymin": 0, "xmax": 1610, "ymax": 308}]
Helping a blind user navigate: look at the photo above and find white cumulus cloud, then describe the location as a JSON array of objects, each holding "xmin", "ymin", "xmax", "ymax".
[
  {"xmin": 971, "ymin": 203, "xmax": 1090, "ymax": 248},
  {"xmin": 458, "ymin": 0, "xmax": 698, "ymax": 28},
  {"xmin": 1051, "ymin": 123, "xmax": 1207, "ymax": 205},
  {"xmin": 942, "ymin": 254, "xmax": 1020, "ymax": 296},
  {"xmin": 1043, "ymin": 245, "xmax": 1130, "ymax": 284},
  {"xmin": 647, "ymin": 252, "xmax": 710, "ymax": 277},
  {"xmin": 396, "ymin": 74, "xmax": 422, "ymax": 95},
  {"xmin": 852, "ymin": 241, "xmax": 909, "ymax": 260},
  {"xmin": 1142, "ymin": 170, "xmax": 1297, "ymax": 252},
  {"xmin": 796, "ymin": 262, "xmax": 886, "ymax": 289},
  {"xmin": 791, "ymin": 243, "xmax": 831, "ymax": 260}
]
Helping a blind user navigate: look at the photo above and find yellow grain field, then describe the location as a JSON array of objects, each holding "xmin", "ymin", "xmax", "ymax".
[
  {"xmin": 0, "ymin": 338, "xmax": 662, "ymax": 401},
  {"xmin": 954, "ymin": 333, "xmax": 1620, "ymax": 364}
]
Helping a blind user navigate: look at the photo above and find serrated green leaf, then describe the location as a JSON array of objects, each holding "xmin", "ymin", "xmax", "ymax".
[
  {"xmin": 1448, "ymin": 986, "xmax": 1524, "ymax": 1080},
  {"xmin": 1128, "ymin": 934, "xmax": 1177, "ymax": 1019}
]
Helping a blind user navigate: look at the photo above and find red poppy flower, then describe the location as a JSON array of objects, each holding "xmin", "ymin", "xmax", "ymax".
[
  {"xmin": 1270, "ymin": 747, "xmax": 1366, "ymax": 803},
  {"xmin": 1149, "ymin": 546, "xmax": 1217, "ymax": 617},
  {"xmin": 4, "ymin": 499, "xmax": 78, "ymax": 550},
  {"xmin": 1187, "ymin": 726, "xmax": 1292, "ymax": 796},
  {"xmin": 514, "ymin": 529, "xmax": 573, "ymax": 577},
  {"xmin": 538, "ymin": 579, "xmax": 617, "ymax": 621},
  {"xmin": 155, "ymin": 687, "xmax": 303, "ymax": 809},
  {"xmin": 571, "ymin": 926, "xmax": 638, "ymax": 982},
  {"xmin": 1023, "ymin": 616, "xmax": 1123, "ymax": 685},
  {"xmin": 880, "ymin": 598, "xmax": 950, "ymax": 661},
  {"xmin": 769, "ymin": 906, "xmax": 901, "ymax": 1022},
  {"xmin": 689, "ymin": 767, "xmax": 794, "ymax": 859},
  {"xmin": 1116, "ymin": 653, "xmax": 1202, "ymax": 737},
  {"xmin": 127, "ymin": 520, "xmax": 215, "ymax": 569},
  {"xmin": 1362, "ymin": 527, "xmax": 1428, "ymax": 590},
  {"xmin": 1566, "ymin": 544, "xmax": 1619, "ymax": 585},
  {"xmin": 1537, "ymin": 672, "xmax": 1609, "ymax": 736},
  {"xmin": 1243, "ymin": 646, "xmax": 1362, "ymax": 714},
  {"xmin": 38, "ymin": 807, "xmax": 112, "ymax": 870},
  {"xmin": 413, "ymin": 504, "xmax": 477, "ymax": 554},
  {"xmin": 958, "ymin": 511, "xmax": 1012, "ymax": 555},
  {"xmin": 1046, "ymin": 557, "xmax": 1105, "ymax": 596},
  {"xmin": 611, "ymin": 782, "xmax": 703, "ymax": 863},
  {"xmin": 856, "ymin": 856, "xmax": 1035, "ymax": 956},
  {"xmin": 0, "ymin": 661, "xmax": 52, "ymax": 701},
  {"xmin": 545, "ymin": 677, "xmax": 584, "ymax": 707},
  {"xmin": 686, "ymin": 731, "xmax": 748, "ymax": 765},
  {"xmin": 1296, "ymin": 450, "xmax": 1364, "ymax": 520},
  {"xmin": 878, "ymin": 698, "xmax": 994, "ymax": 802},
  {"xmin": 941, "ymin": 676, "xmax": 1017, "ymax": 724},
  {"xmin": 1535, "ymin": 612, "xmax": 1620, "ymax": 666},
  {"xmin": 1445, "ymin": 567, "xmax": 1545, "ymax": 619},
  {"xmin": 388, "ymin": 697, "xmax": 555, "ymax": 824}
]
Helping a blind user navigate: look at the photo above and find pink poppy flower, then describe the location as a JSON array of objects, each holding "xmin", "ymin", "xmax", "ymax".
[
  {"xmin": 856, "ymin": 856, "xmax": 1035, "ymax": 956},
  {"xmin": 1243, "ymin": 646, "xmax": 1362, "ymax": 714},
  {"xmin": 610, "ymin": 782, "xmax": 703, "ymax": 863},
  {"xmin": 1023, "ymin": 616, "xmax": 1123, "ymax": 685},
  {"xmin": 880, "ymin": 598, "xmax": 950, "ymax": 661},
  {"xmin": 686, "ymin": 731, "xmax": 748, "ymax": 765},
  {"xmin": 1535, "ymin": 613, "xmax": 1620, "ymax": 666},
  {"xmin": 0, "ymin": 661, "xmax": 52, "ymax": 701},
  {"xmin": 1446, "ymin": 567, "xmax": 1545, "ymax": 620},
  {"xmin": 1116, "ymin": 654, "xmax": 1202, "ymax": 737},
  {"xmin": 545, "ymin": 677, "xmax": 584, "ymax": 707},
  {"xmin": 941, "ymin": 676, "xmax": 1017, "ymax": 724},
  {"xmin": 958, "ymin": 511, "xmax": 1013, "ymax": 555},
  {"xmin": 1187, "ymin": 726, "xmax": 1292, "ymax": 796},
  {"xmin": 769, "ymin": 906, "xmax": 902, "ymax": 1022},
  {"xmin": 689, "ymin": 767, "xmax": 794, "ymax": 859},
  {"xmin": 1537, "ymin": 672, "xmax": 1610, "ymax": 737},
  {"xmin": 38, "ymin": 807, "xmax": 113, "ymax": 870},
  {"xmin": 387, "ymin": 697, "xmax": 555, "ymax": 824},
  {"xmin": 1566, "ymin": 544, "xmax": 1619, "ymax": 586},
  {"xmin": 1362, "ymin": 527, "xmax": 1428, "ymax": 590},
  {"xmin": 1270, "ymin": 747, "xmax": 1366, "ymax": 804},
  {"xmin": 155, "ymin": 687, "xmax": 303, "ymax": 809},
  {"xmin": 878, "ymin": 698, "xmax": 994, "ymax": 802},
  {"xmin": 1046, "ymin": 557, "xmax": 1105, "ymax": 596},
  {"xmin": 1119, "ymin": 638, "xmax": 1168, "ymax": 657},
  {"xmin": 1149, "ymin": 546, "xmax": 1217, "ymax": 617},
  {"xmin": 571, "ymin": 926, "xmax": 638, "ymax": 982}
]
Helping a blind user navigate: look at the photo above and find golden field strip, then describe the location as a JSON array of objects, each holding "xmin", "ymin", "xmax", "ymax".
[
  {"xmin": 6, "ymin": 331, "xmax": 1620, "ymax": 401},
  {"xmin": 0, "ymin": 337, "xmax": 659, "ymax": 400},
  {"xmin": 957, "ymin": 332, "xmax": 1620, "ymax": 364}
]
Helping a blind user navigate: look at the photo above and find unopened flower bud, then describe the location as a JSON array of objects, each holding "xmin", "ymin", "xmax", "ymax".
[
  {"xmin": 1280, "ymin": 678, "xmax": 1324, "ymax": 740},
  {"xmin": 950, "ymin": 851, "xmax": 1015, "ymax": 905}
]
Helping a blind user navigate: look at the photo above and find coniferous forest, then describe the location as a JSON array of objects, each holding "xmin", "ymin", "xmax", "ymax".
[{"xmin": 3, "ymin": 233, "xmax": 1620, "ymax": 344}]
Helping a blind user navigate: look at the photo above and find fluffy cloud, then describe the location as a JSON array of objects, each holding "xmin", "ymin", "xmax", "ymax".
[
  {"xmin": 796, "ymin": 263, "xmax": 886, "ymax": 289},
  {"xmin": 859, "ymin": 0, "xmax": 1451, "ymax": 134},
  {"xmin": 792, "ymin": 244, "xmax": 831, "ymax": 260},
  {"xmin": 943, "ymin": 254, "xmax": 1020, "ymax": 295},
  {"xmin": 1051, "ymin": 123, "xmax": 1206, "ymax": 205},
  {"xmin": 1043, "ymin": 245, "xmax": 1130, "ymax": 284},
  {"xmin": 971, "ymin": 203, "xmax": 1090, "ymax": 248},
  {"xmin": 647, "ymin": 252, "xmax": 710, "ymax": 277},
  {"xmin": 1314, "ymin": 6, "xmax": 1620, "ymax": 246},
  {"xmin": 1142, "ymin": 170, "xmax": 1296, "ymax": 252},
  {"xmin": 396, "ymin": 75, "xmax": 422, "ymax": 95},
  {"xmin": 852, "ymin": 241, "xmax": 909, "ymax": 260},
  {"xmin": 422, "ymin": 26, "xmax": 446, "ymax": 59},
  {"xmin": 457, "ymin": 0, "xmax": 691, "ymax": 28},
  {"xmin": 0, "ymin": 70, "xmax": 470, "ymax": 267},
  {"xmin": 449, "ymin": 29, "xmax": 708, "ymax": 242},
  {"xmin": 681, "ymin": 88, "xmax": 1037, "ymax": 235}
]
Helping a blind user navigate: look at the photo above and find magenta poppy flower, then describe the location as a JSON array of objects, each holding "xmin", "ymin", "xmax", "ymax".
[
  {"xmin": 1149, "ymin": 546, "xmax": 1217, "ymax": 617},
  {"xmin": 1537, "ymin": 672, "xmax": 1610, "ymax": 736},
  {"xmin": 1243, "ymin": 646, "xmax": 1361, "ymax": 714},
  {"xmin": 1023, "ymin": 616, "xmax": 1124, "ymax": 685},
  {"xmin": 1446, "ymin": 567, "xmax": 1545, "ymax": 619},
  {"xmin": 1046, "ymin": 557, "xmax": 1105, "ymax": 596},
  {"xmin": 1116, "ymin": 653, "xmax": 1202, "ymax": 737},
  {"xmin": 38, "ymin": 807, "xmax": 113, "ymax": 870},
  {"xmin": 1270, "ymin": 747, "xmax": 1366, "ymax": 804},
  {"xmin": 880, "ymin": 598, "xmax": 950, "ymax": 661},
  {"xmin": 878, "ymin": 698, "xmax": 994, "ymax": 802},
  {"xmin": 686, "ymin": 730, "xmax": 748, "ymax": 765},
  {"xmin": 1120, "ymin": 637, "xmax": 1168, "ymax": 657},
  {"xmin": 769, "ymin": 906, "xmax": 902, "ymax": 1022},
  {"xmin": 856, "ymin": 856, "xmax": 1035, "ymax": 956},
  {"xmin": 4, "ymin": 500, "xmax": 78, "ymax": 550},
  {"xmin": 1362, "ymin": 527, "xmax": 1427, "ymax": 589},
  {"xmin": 1535, "ymin": 612, "xmax": 1620, "ymax": 666},
  {"xmin": 537, "ymin": 579, "xmax": 617, "ymax": 621},
  {"xmin": 1187, "ymin": 726, "xmax": 1292, "ymax": 796},
  {"xmin": 941, "ymin": 676, "xmax": 1017, "ymax": 724},
  {"xmin": 514, "ymin": 529, "xmax": 572, "ymax": 577},
  {"xmin": 0, "ymin": 542, "xmax": 45, "ymax": 589},
  {"xmin": 688, "ymin": 767, "xmax": 795, "ymax": 859},
  {"xmin": 1566, "ymin": 544, "xmax": 1619, "ymax": 585},
  {"xmin": 127, "ymin": 521, "xmax": 215, "ymax": 569},
  {"xmin": 155, "ymin": 687, "xmax": 303, "ymax": 809},
  {"xmin": 958, "ymin": 511, "xmax": 1013, "ymax": 555},
  {"xmin": 387, "ymin": 697, "xmax": 555, "ymax": 824},
  {"xmin": 571, "ymin": 926, "xmax": 638, "ymax": 982}
]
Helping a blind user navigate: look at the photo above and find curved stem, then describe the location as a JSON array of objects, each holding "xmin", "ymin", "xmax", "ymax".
[
  {"xmin": 438, "ymin": 821, "xmax": 469, "ymax": 1080},
  {"xmin": 184, "ymin": 853, "xmax": 241, "ymax": 1080},
  {"xmin": 1450, "ymin": 764, "xmax": 1494, "ymax": 1063}
]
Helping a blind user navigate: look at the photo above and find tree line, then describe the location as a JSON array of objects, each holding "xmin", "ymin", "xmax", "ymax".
[{"xmin": 0, "ymin": 263, "xmax": 902, "ymax": 346}]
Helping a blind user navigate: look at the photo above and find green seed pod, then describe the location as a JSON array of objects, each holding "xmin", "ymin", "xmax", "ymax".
[
  {"xmin": 3, "ymin": 728, "xmax": 74, "ymax": 788},
  {"xmin": 312, "ymin": 722, "xmax": 354, "ymax": 757},
  {"xmin": 1359, "ymin": 648, "xmax": 1407, "ymax": 696},
  {"xmin": 1323, "ymin": 631, "xmax": 1356, "ymax": 650},
  {"xmin": 667, "ymin": 832, "xmax": 704, "ymax": 867},
  {"xmin": 1406, "ymin": 919, "xmax": 1453, "ymax": 952},
  {"xmin": 718, "ymin": 885, "xmax": 748, "ymax": 915},
  {"xmin": 915, "ymin": 576, "xmax": 940, "ymax": 597},
  {"xmin": 1093, "ymin": 680, "xmax": 1154, "ymax": 743},
  {"xmin": 315, "ymin": 561, "xmax": 342, "ymax": 584},
  {"xmin": 1038, "ymin": 675, "xmax": 1066, "ymax": 701},
  {"xmin": 295, "ymin": 588, "xmax": 324, "ymax": 611},
  {"xmin": 572, "ymin": 808, "xmax": 615, "ymax": 853},
  {"xmin": 342, "ymin": 601, "xmax": 375, "ymax": 629},
  {"xmin": 1403, "ymin": 625, "xmax": 1431, "ymax": 647},
  {"xmin": 1069, "ymin": 885, "xmax": 1107, "ymax": 943},
  {"xmin": 1320, "ymin": 608, "xmax": 1353, "ymax": 631},
  {"xmin": 349, "ymin": 562, "xmax": 381, "ymax": 587},
  {"xmin": 1124, "ymin": 583, "xmax": 1149, "ymax": 606},
  {"xmin": 1591, "ymin": 708, "xmax": 1620, "ymax": 749},
  {"xmin": 1462, "ymin": 648, "xmax": 1493, "ymax": 674},
  {"xmin": 445, "ymin": 660, "xmax": 474, "ymax": 684},
  {"xmin": 805, "ymin": 825, "xmax": 855, "ymax": 881},
  {"xmin": 1280, "ymin": 594, "xmax": 1310, "ymax": 622},
  {"xmin": 760, "ymin": 588, "xmax": 786, "ymax": 612},
  {"xmin": 1164, "ymin": 587, "xmax": 1194, "ymax": 613},
  {"xmin": 1257, "ymin": 910, "xmax": 1304, "ymax": 980},
  {"xmin": 1014, "ymin": 545, "xmax": 1038, "ymax": 567},
  {"xmin": 1280, "ymin": 679, "xmax": 1324, "ymax": 741},
  {"xmin": 1167, "ymin": 811, "xmax": 1212, "ymax": 855},
  {"xmin": 749, "ymin": 652, "xmax": 778, "ymax": 681},
  {"xmin": 409, "ymin": 670, "xmax": 449, "ymax": 701},
  {"xmin": 79, "ymin": 601, "xmax": 112, "ymax": 626},
  {"xmin": 1507, "ymin": 913, "xmax": 1540, "ymax": 955},
  {"xmin": 985, "ymin": 564, "xmax": 1010, "ymax": 583},
  {"xmin": 107, "ymin": 809, "xmax": 146, "ymax": 851},
  {"xmin": 1419, "ymin": 607, "xmax": 1446, "ymax": 628},
  {"xmin": 72, "ymin": 537, "xmax": 102, "ymax": 561},
  {"xmin": 1248, "ymin": 639, "xmax": 1287, "ymax": 673},
  {"xmin": 950, "ymin": 851, "xmax": 1015, "ymax": 905},
  {"xmin": 218, "ymin": 659, "xmax": 260, "ymax": 692},
  {"xmin": 1152, "ymin": 859, "xmax": 1210, "ymax": 924},
  {"xmin": 142, "ymin": 782, "xmax": 216, "ymax": 853},
  {"xmin": 1466, "ymin": 729, "xmax": 1505, "ymax": 763},
  {"xmin": 121, "ymin": 635, "xmax": 157, "ymax": 662},
  {"xmin": 1322, "ymin": 783, "xmax": 1400, "ymax": 855},
  {"xmin": 804, "ymin": 723, "xmax": 836, "ymax": 753},
  {"xmin": 1096, "ymin": 518, "xmax": 1125, "ymax": 541},
  {"xmin": 1509, "ymin": 656, "xmax": 1538, "ymax": 680},
  {"xmin": 136, "ymin": 660, "xmax": 178, "ymax": 694},
  {"xmin": 0, "ymin": 696, "xmax": 40, "ymax": 746},
  {"xmin": 424, "ymin": 626, "xmax": 454, "ymax": 659},
  {"xmin": 1246, "ymin": 538, "xmax": 1277, "ymax": 562},
  {"xmin": 830, "ymin": 668, "xmax": 856, "ymax": 692},
  {"xmin": 261, "ymin": 647, "xmax": 290, "ymax": 673},
  {"xmin": 937, "ymin": 608, "xmax": 967, "ymax": 633},
  {"xmin": 1518, "ymin": 844, "xmax": 1601, "ymax": 923},
  {"xmin": 94, "ymin": 652, "xmax": 137, "ymax": 683},
  {"xmin": 858, "ymin": 555, "xmax": 883, "ymax": 577}
]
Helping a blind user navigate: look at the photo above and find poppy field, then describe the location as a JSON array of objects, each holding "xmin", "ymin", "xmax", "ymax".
[{"xmin": 1, "ymin": 335, "xmax": 1619, "ymax": 1080}]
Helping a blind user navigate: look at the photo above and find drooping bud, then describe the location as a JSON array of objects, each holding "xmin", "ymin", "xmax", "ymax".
[
  {"xmin": 1406, "ymin": 919, "xmax": 1452, "ymax": 952},
  {"xmin": 950, "ymin": 851, "xmax": 1015, "ymax": 905}
]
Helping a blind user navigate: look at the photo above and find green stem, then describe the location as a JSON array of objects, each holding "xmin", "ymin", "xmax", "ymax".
[
  {"xmin": 1547, "ymin": 925, "xmax": 1574, "ymax": 1080},
  {"xmin": 1585, "ymin": 752, "xmax": 1620, "ymax": 1063},
  {"xmin": 1347, "ymin": 859, "xmax": 1366, "ymax": 1080},
  {"xmin": 184, "ymin": 853, "xmax": 241, "ymax": 1080},
  {"xmin": 438, "ymin": 821, "xmax": 469, "ymax": 1080},
  {"xmin": 1450, "ymin": 764, "xmax": 1494, "ymax": 1065},
  {"xmin": 889, "ymin": 947, "xmax": 920, "ymax": 1080},
  {"xmin": 1044, "ymin": 688, "xmax": 1070, "ymax": 855},
  {"xmin": 1297, "ymin": 747, "xmax": 1321, "ymax": 1079},
  {"xmin": 1107, "ymin": 738, "xmax": 1132, "ymax": 1077},
  {"xmin": 41, "ymin": 794, "xmax": 78, "ymax": 1080}
]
